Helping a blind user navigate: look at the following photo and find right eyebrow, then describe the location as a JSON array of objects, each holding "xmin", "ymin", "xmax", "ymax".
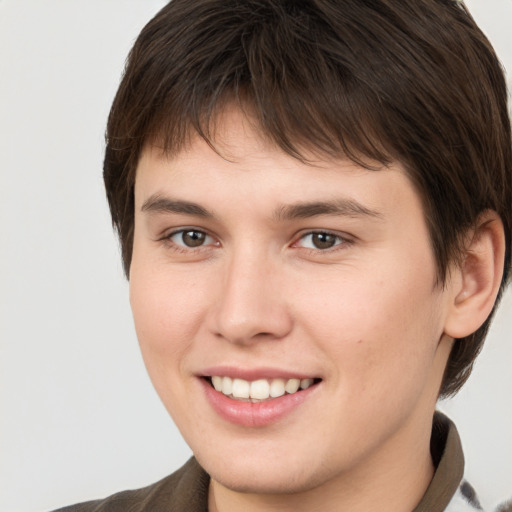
[
  {"xmin": 273, "ymin": 199, "xmax": 383, "ymax": 221},
  {"xmin": 141, "ymin": 195, "xmax": 214, "ymax": 218}
]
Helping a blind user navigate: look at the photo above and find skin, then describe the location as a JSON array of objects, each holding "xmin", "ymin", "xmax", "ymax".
[{"xmin": 129, "ymin": 108, "xmax": 502, "ymax": 512}]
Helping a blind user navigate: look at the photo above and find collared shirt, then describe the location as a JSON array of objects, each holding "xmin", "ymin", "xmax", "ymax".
[
  {"xmin": 414, "ymin": 412, "xmax": 482, "ymax": 512},
  {"xmin": 52, "ymin": 412, "xmax": 486, "ymax": 512}
]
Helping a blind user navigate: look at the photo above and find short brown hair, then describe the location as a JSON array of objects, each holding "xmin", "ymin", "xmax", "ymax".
[{"xmin": 104, "ymin": 0, "xmax": 512, "ymax": 396}]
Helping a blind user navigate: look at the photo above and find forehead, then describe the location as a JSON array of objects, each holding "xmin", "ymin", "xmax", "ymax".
[
  {"xmin": 135, "ymin": 108, "xmax": 422, "ymax": 219},
  {"xmin": 145, "ymin": 101, "xmax": 393, "ymax": 173},
  {"xmin": 132, "ymin": 101, "xmax": 446, "ymax": 266}
]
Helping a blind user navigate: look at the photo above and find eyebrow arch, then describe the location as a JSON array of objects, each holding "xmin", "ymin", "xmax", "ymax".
[
  {"xmin": 274, "ymin": 199, "xmax": 383, "ymax": 221},
  {"xmin": 141, "ymin": 195, "xmax": 213, "ymax": 218}
]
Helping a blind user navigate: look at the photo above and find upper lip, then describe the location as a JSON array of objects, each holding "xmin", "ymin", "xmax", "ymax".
[{"xmin": 199, "ymin": 366, "xmax": 320, "ymax": 381}]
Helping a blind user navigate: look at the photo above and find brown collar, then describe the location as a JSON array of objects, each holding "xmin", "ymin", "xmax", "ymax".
[{"xmin": 412, "ymin": 411, "xmax": 465, "ymax": 512}]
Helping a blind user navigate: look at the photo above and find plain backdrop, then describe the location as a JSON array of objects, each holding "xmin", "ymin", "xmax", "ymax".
[{"xmin": 0, "ymin": 1, "xmax": 511, "ymax": 511}]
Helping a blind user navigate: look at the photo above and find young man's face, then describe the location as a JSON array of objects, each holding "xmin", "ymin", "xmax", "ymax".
[{"xmin": 130, "ymin": 108, "xmax": 455, "ymax": 495}]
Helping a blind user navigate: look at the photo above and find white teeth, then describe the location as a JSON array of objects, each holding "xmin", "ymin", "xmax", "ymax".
[
  {"xmin": 212, "ymin": 376, "xmax": 223, "ymax": 391},
  {"xmin": 285, "ymin": 378, "xmax": 300, "ymax": 394},
  {"xmin": 211, "ymin": 376, "xmax": 316, "ymax": 400},
  {"xmin": 250, "ymin": 379, "xmax": 270, "ymax": 400},
  {"xmin": 269, "ymin": 378, "xmax": 286, "ymax": 398},
  {"xmin": 300, "ymin": 378, "xmax": 314, "ymax": 390},
  {"xmin": 232, "ymin": 378, "xmax": 250, "ymax": 398},
  {"xmin": 221, "ymin": 376, "xmax": 233, "ymax": 395}
]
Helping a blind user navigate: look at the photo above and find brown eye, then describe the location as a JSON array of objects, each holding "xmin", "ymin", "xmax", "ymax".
[
  {"xmin": 311, "ymin": 233, "xmax": 337, "ymax": 249},
  {"xmin": 170, "ymin": 229, "xmax": 213, "ymax": 248},
  {"xmin": 297, "ymin": 232, "xmax": 345, "ymax": 250},
  {"xmin": 182, "ymin": 230, "xmax": 206, "ymax": 247}
]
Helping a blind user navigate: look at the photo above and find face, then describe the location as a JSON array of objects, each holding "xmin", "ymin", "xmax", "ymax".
[{"xmin": 130, "ymin": 109, "xmax": 454, "ymax": 496}]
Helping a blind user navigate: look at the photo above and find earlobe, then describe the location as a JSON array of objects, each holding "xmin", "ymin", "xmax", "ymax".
[{"xmin": 444, "ymin": 211, "xmax": 505, "ymax": 339}]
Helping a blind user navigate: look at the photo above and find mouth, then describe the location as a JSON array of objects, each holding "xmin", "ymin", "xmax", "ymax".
[{"xmin": 205, "ymin": 376, "xmax": 322, "ymax": 402}]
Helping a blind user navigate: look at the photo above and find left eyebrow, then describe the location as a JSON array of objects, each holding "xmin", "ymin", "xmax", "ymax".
[
  {"xmin": 273, "ymin": 199, "xmax": 383, "ymax": 221},
  {"xmin": 141, "ymin": 195, "xmax": 214, "ymax": 218}
]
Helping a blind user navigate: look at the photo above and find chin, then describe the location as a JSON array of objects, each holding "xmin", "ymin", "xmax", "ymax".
[{"xmin": 195, "ymin": 447, "xmax": 337, "ymax": 495}]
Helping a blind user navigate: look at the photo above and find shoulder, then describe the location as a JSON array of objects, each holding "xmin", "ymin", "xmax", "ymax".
[{"xmin": 50, "ymin": 457, "xmax": 209, "ymax": 512}]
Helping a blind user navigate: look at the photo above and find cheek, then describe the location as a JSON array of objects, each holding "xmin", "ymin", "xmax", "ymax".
[
  {"xmin": 128, "ymin": 262, "xmax": 212, "ymax": 430},
  {"xmin": 129, "ymin": 260, "xmax": 209, "ymax": 371},
  {"xmin": 297, "ymin": 257, "xmax": 445, "ymax": 399}
]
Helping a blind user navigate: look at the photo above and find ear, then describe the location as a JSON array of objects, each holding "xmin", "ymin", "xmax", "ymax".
[{"xmin": 444, "ymin": 211, "xmax": 506, "ymax": 339}]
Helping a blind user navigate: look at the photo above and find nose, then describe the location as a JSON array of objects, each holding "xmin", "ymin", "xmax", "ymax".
[{"xmin": 209, "ymin": 250, "xmax": 293, "ymax": 345}]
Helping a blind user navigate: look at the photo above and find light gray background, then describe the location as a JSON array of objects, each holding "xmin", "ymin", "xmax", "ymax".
[{"xmin": 0, "ymin": 1, "xmax": 511, "ymax": 511}]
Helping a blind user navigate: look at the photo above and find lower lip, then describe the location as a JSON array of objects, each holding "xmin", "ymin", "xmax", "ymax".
[{"xmin": 200, "ymin": 378, "xmax": 318, "ymax": 427}]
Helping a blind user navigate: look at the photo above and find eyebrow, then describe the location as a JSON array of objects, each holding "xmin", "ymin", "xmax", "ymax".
[
  {"xmin": 141, "ymin": 196, "xmax": 213, "ymax": 218},
  {"xmin": 274, "ymin": 199, "xmax": 383, "ymax": 221},
  {"xmin": 141, "ymin": 195, "xmax": 382, "ymax": 222}
]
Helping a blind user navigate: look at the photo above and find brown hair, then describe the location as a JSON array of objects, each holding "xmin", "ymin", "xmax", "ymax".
[{"xmin": 104, "ymin": 0, "xmax": 512, "ymax": 396}]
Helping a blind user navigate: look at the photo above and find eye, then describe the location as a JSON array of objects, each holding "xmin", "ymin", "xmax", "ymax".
[
  {"xmin": 168, "ymin": 229, "xmax": 216, "ymax": 248},
  {"xmin": 296, "ymin": 231, "xmax": 346, "ymax": 250}
]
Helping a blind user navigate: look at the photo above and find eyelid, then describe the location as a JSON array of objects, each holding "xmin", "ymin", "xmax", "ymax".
[
  {"xmin": 292, "ymin": 229, "xmax": 353, "ymax": 251},
  {"xmin": 159, "ymin": 227, "xmax": 219, "ymax": 249},
  {"xmin": 157, "ymin": 226, "xmax": 352, "ymax": 253}
]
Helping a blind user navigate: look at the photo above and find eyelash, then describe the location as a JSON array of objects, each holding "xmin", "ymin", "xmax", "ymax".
[
  {"xmin": 293, "ymin": 230, "xmax": 352, "ymax": 252},
  {"xmin": 159, "ymin": 228, "xmax": 218, "ymax": 253},
  {"xmin": 159, "ymin": 228, "xmax": 353, "ymax": 254}
]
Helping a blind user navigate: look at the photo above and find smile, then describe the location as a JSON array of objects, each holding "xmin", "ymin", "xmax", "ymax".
[
  {"xmin": 202, "ymin": 374, "xmax": 321, "ymax": 427},
  {"xmin": 209, "ymin": 376, "xmax": 318, "ymax": 401}
]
